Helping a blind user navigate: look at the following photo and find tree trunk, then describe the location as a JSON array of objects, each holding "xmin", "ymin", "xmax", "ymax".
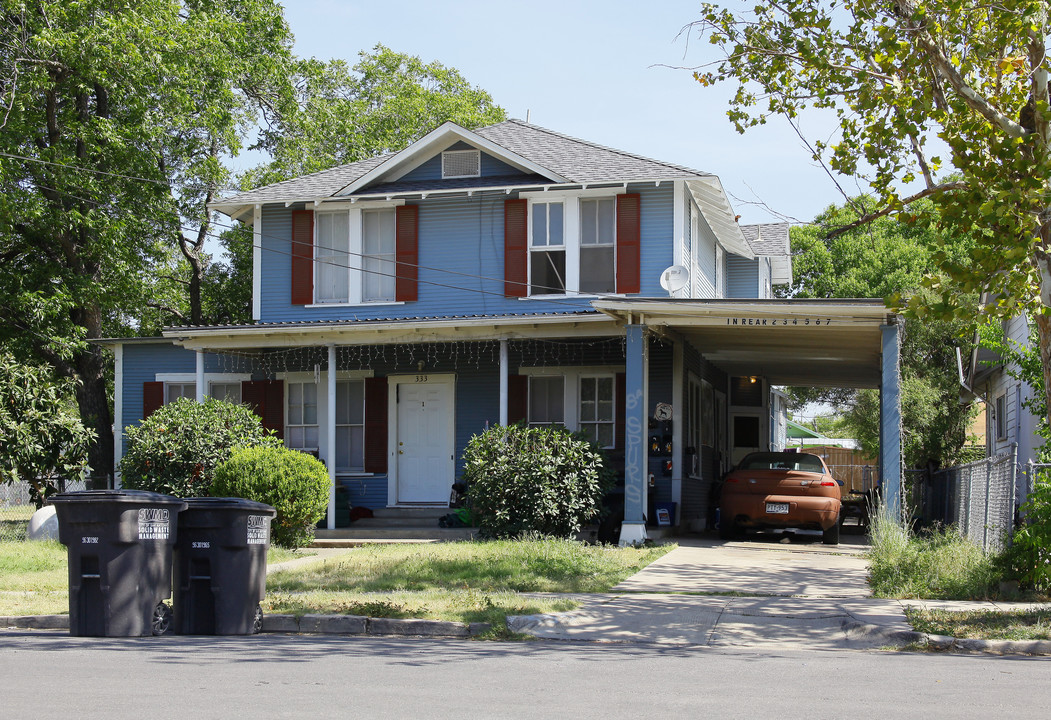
[{"xmin": 73, "ymin": 340, "xmax": 114, "ymax": 485}]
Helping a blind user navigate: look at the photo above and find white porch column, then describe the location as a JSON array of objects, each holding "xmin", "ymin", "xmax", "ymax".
[
  {"xmin": 499, "ymin": 339, "xmax": 509, "ymax": 426},
  {"xmin": 113, "ymin": 343, "xmax": 123, "ymax": 489},
  {"xmin": 195, "ymin": 350, "xmax": 205, "ymax": 402},
  {"xmin": 327, "ymin": 344, "xmax": 337, "ymax": 531},
  {"xmin": 621, "ymin": 324, "xmax": 649, "ymax": 546}
]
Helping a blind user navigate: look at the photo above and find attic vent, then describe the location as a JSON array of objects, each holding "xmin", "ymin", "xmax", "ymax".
[{"xmin": 442, "ymin": 149, "xmax": 480, "ymax": 179}]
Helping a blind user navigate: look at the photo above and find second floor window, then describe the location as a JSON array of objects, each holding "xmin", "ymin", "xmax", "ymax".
[
  {"xmin": 314, "ymin": 208, "xmax": 396, "ymax": 304},
  {"xmin": 579, "ymin": 198, "xmax": 616, "ymax": 293},
  {"xmin": 530, "ymin": 202, "xmax": 565, "ymax": 295}
]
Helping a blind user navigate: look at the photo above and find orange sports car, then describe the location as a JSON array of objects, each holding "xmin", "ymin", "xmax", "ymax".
[{"xmin": 719, "ymin": 451, "xmax": 842, "ymax": 544}]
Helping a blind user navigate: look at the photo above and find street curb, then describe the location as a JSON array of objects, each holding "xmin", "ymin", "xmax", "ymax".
[
  {"xmin": 2, "ymin": 614, "xmax": 490, "ymax": 638},
  {"xmin": 842, "ymin": 620, "xmax": 1051, "ymax": 656}
]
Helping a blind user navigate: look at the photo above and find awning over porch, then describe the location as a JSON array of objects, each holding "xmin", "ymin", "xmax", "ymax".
[{"xmin": 591, "ymin": 298, "xmax": 896, "ymax": 389}]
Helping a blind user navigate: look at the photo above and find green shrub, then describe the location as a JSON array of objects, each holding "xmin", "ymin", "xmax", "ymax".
[
  {"xmin": 120, "ymin": 398, "xmax": 280, "ymax": 497},
  {"xmin": 1004, "ymin": 474, "xmax": 1051, "ymax": 593},
  {"xmin": 463, "ymin": 424, "xmax": 611, "ymax": 539},
  {"xmin": 212, "ymin": 445, "xmax": 329, "ymax": 549}
]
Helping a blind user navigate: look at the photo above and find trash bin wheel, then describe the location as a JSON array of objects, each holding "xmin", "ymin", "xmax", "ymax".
[
  {"xmin": 252, "ymin": 605, "xmax": 263, "ymax": 634},
  {"xmin": 152, "ymin": 602, "xmax": 172, "ymax": 636}
]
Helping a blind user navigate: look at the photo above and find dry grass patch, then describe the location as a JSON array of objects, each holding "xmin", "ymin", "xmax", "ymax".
[{"xmin": 906, "ymin": 606, "xmax": 1051, "ymax": 642}]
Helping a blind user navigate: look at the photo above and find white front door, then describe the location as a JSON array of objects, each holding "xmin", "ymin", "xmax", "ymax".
[{"xmin": 393, "ymin": 375, "xmax": 455, "ymax": 504}]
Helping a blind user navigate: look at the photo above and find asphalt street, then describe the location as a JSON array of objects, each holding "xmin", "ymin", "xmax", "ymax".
[{"xmin": 3, "ymin": 631, "xmax": 1049, "ymax": 719}]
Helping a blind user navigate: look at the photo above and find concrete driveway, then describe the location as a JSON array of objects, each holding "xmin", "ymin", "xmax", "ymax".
[
  {"xmin": 614, "ymin": 534, "xmax": 871, "ymax": 597},
  {"xmin": 508, "ymin": 533, "xmax": 916, "ymax": 649}
]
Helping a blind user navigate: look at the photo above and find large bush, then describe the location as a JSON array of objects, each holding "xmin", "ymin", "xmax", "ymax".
[
  {"xmin": 463, "ymin": 424, "xmax": 611, "ymax": 539},
  {"xmin": 120, "ymin": 398, "xmax": 280, "ymax": 497},
  {"xmin": 211, "ymin": 445, "xmax": 329, "ymax": 549}
]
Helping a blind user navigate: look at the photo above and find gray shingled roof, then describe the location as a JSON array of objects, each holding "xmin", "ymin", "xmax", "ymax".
[
  {"xmin": 214, "ymin": 119, "xmax": 711, "ymax": 209},
  {"xmin": 739, "ymin": 223, "xmax": 791, "ymax": 256}
]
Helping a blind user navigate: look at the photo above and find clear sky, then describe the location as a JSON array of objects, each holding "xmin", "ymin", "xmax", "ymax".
[{"xmin": 281, "ymin": 0, "xmax": 848, "ymax": 226}]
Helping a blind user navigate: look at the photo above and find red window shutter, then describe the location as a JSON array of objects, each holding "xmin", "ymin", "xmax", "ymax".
[
  {"xmin": 615, "ymin": 194, "xmax": 641, "ymax": 294},
  {"xmin": 291, "ymin": 210, "xmax": 314, "ymax": 305},
  {"xmin": 143, "ymin": 381, "xmax": 164, "ymax": 419},
  {"xmin": 242, "ymin": 380, "xmax": 285, "ymax": 439},
  {"xmin": 364, "ymin": 376, "xmax": 388, "ymax": 473},
  {"xmin": 504, "ymin": 199, "xmax": 528, "ymax": 297},
  {"xmin": 508, "ymin": 375, "xmax": 528, "ymax": 424},
  {"xmin": 615, "ymin": 372, "xmax": 626, "ymax": 450},
  {"xmin": 395, "ymin": 204, "xmax": 419, "ymax": 302}
]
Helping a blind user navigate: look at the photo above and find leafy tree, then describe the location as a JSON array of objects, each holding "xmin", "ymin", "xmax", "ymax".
[
  {"xmin": 0, "ymin": 1, "xmax": 295, "ymax": 475},
  {"xmin": 780, "ymin": 200, "xmax": 977, "ymax": 467},
  {"xmin": 691, "ymin": 0, "xmax": 1051, "ymax": 432},
  {"xmin": 245, "ymin": 44, "xmax": 508, "ymax": 188},
  {"xmin": 0, "ymin": 352, "xmax": 94, "ymax": 507}
]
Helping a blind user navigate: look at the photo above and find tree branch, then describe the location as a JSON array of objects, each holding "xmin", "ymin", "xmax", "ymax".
[
  {"xmin": 824, "ymin": 181, "xmax": 968, "ymax": 239},
  {"xmin": 146, "ymin": 302, "xmax": 186, "ymax": 322}
]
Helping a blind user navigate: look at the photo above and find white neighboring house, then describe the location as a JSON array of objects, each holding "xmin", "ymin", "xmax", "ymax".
[{"xmin": 966, "ymin": 314, "xmax": 1042, "ymax": 495}]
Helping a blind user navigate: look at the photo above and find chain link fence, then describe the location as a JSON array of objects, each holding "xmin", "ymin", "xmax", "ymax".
[
  {"xmin": 918, "ymin": 445, "xmax": 1018, "ymax": 553},
  {"xmin": 1, "ymin": 478, "xmax": 87, "ymax": 542}
]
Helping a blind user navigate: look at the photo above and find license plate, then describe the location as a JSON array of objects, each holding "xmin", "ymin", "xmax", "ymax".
[{"xmin": 766, "ymin": 502, "xmax": 789, "ymax": 514}]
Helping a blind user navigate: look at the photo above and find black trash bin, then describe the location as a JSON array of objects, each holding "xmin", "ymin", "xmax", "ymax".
[
  {"xmin": 51, "ymin": 490, "xmax": 187, "ymax": 637},
  {"xmin": 172, "ymin": 498, "xmax": 277, "ymax": 635}
]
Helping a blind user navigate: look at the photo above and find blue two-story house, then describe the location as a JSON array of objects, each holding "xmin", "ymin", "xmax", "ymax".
[{"xmin": 106, "ymin": 120, "xmax": 903, "ymax": 544}]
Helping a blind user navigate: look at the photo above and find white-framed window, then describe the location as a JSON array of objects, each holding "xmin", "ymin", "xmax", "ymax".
[
  {"xmin": 530, "ymin": 201, "xmax": 566, "ymax": 295},
  {"xmin": 528, "ymin": 376, "xmax": 566, "ymax": 426},
  {"xmin": 522, "ymin": 189, "xmax": 621, "ymax": 298},
  {"xmin": 995, "ymin": 393, "xmax": 1008, "ymax": 441},
  {"xmin": 361, "ymin": 208, "xmax": 396, "ymax": 302},
  {"xmin": 442, "ymin": 149, "xmax": 480, "ymax": 178},
  {"xmin": 165, "ymin": 382, "xmax": 195, "ymax": 403},
  {"xmin": 579, "ymin": 197, "xmax": 616, "ymax": 294},
  {"xmin": 287, "ymin": 381, "xmax": 319, "ymax": 452},
  {"xmin": 209, "ymin": 382, "xmax": 242, "ymax": 404},
  {"xmin": 335, "ymin": 379, "xmax": 365, "ymax": 471},
  {"xmin": 578, "ymin": 375, "xmax": 615, "ymax": 447},
  {"xmin": 311, "ymin": 202, "xmax": 401, "ymax": 306},
  {"xmin": 523, "ymin": 367, "xmax": 621, "ymax": 448}
]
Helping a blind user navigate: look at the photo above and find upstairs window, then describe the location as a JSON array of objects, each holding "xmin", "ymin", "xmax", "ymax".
[
  {"xmin": 530, "ymin": 202, "xmax": 566, "ymax": 295},
  {"xmin": 442, "ymin": 149, "xmax": 481, "ymax": 178},
  {"xmin": 315, "ymin": 212, "xmax": 350, "ymax": 303},
  {"xmin": 579, "ymin": 197, "xmax": 616, "ymax": 293},
  {"xmin": 362, "ymin": 209, "xmax": 395, "ymax": 302}
]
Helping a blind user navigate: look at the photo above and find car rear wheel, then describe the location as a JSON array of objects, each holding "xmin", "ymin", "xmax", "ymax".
[
  {"xmin": 718, "ymin": 518, "xmax": 738, "ymax": 541},
  {"xmin": 822, "ymin": 518, "xmax": 840, "ymax": 545}
]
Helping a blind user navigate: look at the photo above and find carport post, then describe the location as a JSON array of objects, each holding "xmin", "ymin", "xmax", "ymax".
[
  {"xmin": 880, "ymin": 322, "xmax": 902, "ymax": 522},
  {"xmin": 621, "ymin": 324, "xmax": 649, "ymax": 546}
]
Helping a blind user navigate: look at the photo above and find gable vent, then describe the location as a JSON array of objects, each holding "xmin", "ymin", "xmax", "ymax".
[{"xmin": 442, "ymin": 149, "xmax": 480, "ymax": 179}]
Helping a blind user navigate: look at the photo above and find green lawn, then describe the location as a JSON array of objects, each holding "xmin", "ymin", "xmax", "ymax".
[{"xmin": 0, "ymin": 538, "xmax": 671, "ymax": 637}]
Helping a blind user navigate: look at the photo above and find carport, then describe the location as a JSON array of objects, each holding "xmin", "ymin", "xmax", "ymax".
[{"xmin": 592, "ymin": 298, "xmax": 901, "ymax": 545}]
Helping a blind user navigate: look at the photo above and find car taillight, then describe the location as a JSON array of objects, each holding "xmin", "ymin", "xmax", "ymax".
[
  {"xmin": 725, "ymin": 477, "xmax": 739, "ymax": 483},
  {"xmin": 819, "ymin": 481, "xmax": 836, "ymax": 487}
]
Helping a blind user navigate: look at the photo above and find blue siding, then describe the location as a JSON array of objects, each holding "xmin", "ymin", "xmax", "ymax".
[
  {"xmin": 726, "ymin": 255, "xmax": 759, "ymax": 298},
  {"xmin": 258, "ymin": 184, "xmax": 673, "ymax": 322},
  {"xmin": 398, "ymin": 148, "xmax": 528, "ymax": 183},
  {"xmin": 340, "ymin": 476, "xmax": 387, "ymax": 509},
  {"xmin": 120, "ymin": 341, "xmax": 197, "ymax": 455}
]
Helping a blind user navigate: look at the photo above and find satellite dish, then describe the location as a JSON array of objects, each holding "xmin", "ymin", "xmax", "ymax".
[{"xmin": 659, "ymin": 265, "xmax": 689, "ymax": 295}]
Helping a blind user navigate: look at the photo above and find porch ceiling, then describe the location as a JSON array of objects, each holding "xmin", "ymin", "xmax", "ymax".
[{"xmin": 593, "ymin": 298, "xmax": 897, "ymax": 389}]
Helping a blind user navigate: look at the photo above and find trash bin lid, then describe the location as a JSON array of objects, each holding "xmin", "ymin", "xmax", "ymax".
[
  {"xmin": 183, "ymin": 497, "xmax": 276, "ymax": 516},
  {"xmin": 50, "ymin": 489, "xmax": 187, "ymax": 508}
]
